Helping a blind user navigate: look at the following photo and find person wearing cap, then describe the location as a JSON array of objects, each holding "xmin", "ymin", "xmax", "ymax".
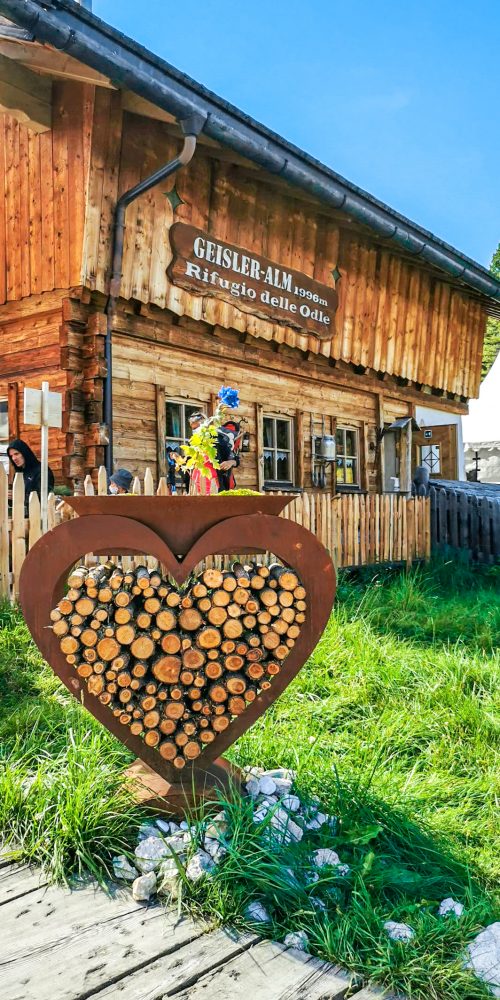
[{"xmin": 109, "ymin": 468, "xmax": 133, "ymax": 494}]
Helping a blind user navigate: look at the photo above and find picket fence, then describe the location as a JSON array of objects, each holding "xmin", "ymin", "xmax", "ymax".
[{"xmin": 0, "ymin": 465, "xmax": 430, "ymax": 602}]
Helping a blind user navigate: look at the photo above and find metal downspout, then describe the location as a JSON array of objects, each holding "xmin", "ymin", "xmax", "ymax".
[{"xmin": 104, "ymin": 114, "xmax": 205, "ymax": 475}]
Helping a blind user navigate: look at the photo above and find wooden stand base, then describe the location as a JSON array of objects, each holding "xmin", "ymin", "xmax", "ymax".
[{"xmin": 125, "ymin": 757, "xmax": 242, "ymax": 816}]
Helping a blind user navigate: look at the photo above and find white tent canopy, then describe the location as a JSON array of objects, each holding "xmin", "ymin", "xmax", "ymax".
[{"xmin": 462, "ymin": 353, "xmax": 500, "ymax": 446}]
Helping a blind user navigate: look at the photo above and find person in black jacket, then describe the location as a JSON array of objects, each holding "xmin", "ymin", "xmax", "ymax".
[{"xmin": 7, "ymin": 439, "xmax": 55, "ymax": 507}]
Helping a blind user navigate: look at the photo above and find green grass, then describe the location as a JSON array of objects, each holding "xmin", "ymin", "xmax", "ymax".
[
  {"xmin": 0, "ymin": 602, "xmax": 145, "ymax": 881},
  {"xmin": 0, "ymin": 559, "xmax": 499, "ymax": 998}
]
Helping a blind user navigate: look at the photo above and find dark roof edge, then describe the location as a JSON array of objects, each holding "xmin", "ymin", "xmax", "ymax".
[{"xmin": 2, "ymin": 0, "xmax": 499, "ymax": 306}]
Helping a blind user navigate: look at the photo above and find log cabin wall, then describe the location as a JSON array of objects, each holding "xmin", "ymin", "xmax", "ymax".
[
  {"xmin": 109, "ymin": 302, "xmax": 465, "ymax": 490},
  {"xmin": 82, "ymin": 104, "xmax": 487, "ymax": 400},
  {"xmin": 0, "ymin": 82, "xmax": 94, "ymax": 303},
  {"xmin": 0, "ymin": 294, "xmax": 66, "ymax": 478}
]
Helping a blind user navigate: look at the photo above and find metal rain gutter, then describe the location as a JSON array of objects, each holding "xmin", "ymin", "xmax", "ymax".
[
  {"xmin": 104, "ymin": 114, "xmax": 205, "ymax": 475},
  {"xmin": 0, "ymin": 0, "xmax": 499, "ymax": 306}
]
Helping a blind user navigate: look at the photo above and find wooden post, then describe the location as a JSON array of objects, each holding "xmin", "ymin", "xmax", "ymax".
[
  {"xmin": 97, "ymin": 465, "xmax": 108, "ymax": 496},
  {"xmin": 295, "ymin": 409, "xmax": 304, "ymax": 490},
  {"xmin": 255, "ymin": 402, "xmax": 264, "ymax": 492},
  {"xmin": 12, "ymin": 472, "xmax": 25, "ymax": 600},
  {"xmin": 7, "ymin": 381, "xmax": 19, "ymax": 440},
  {"xmin": 155, "ymin": 386, "xmax": 166, "ymax": 480},
  {"xmin": 28, "ymin": 491, "xmax": 42, "ymax": 550},
  {"xmin": 0, "ymin": 464, "xmax": 8, "ymax": 599},
  {"xmin": 376, "ymin": 393, "xmax": 385, "ymax": 492},
  {"xmin": 40, "ymin": 381, "xmax": 49, "ymax": 533}
]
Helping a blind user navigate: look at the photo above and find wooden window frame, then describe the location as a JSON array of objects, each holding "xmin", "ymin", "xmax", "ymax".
[
  {"xmin": 335, "ymin": 425, "xmax": 360, "ymax": 490},
  {"xmin": 262, "ymin": 412, "xmax": 295, "ymax": 490},
  {"xmin": 165, "ymin": 396, "xmax": 205, "ymax": 451},
  {"xmin": 0, "ymin": 396, "xmax": 9, "ymax": 470}
]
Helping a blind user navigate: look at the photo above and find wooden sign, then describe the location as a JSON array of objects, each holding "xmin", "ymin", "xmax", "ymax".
[
  {"xmin": 23, "ymin": 386, "xmax": 62, "ymax": 429},
  {"xmin": 168, "ymin": 223, "xmax": 338, "ymax": 340}
]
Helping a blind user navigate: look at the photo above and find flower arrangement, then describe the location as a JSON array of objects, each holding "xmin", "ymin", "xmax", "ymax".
[{"xmin": 178, "ymin": 386, "xmax": 240, "ymax": 482}]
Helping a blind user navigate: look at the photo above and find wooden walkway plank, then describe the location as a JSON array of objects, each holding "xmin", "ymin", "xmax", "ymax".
[
  {"xmin": 90, "ymin": 928, "xmax": 258, "ymax": 1000},
  {"xmin": 170, "ymin": 940, "xmax": 351, "ymax": 1000},
  {"xmin": 0, "ymin": 881, "xmax": 152, "ymax": 964},
  {"xmin": 1, "ymin": 906, "xmax": 200, "ymax": 1000},
  {"xmin": 0, "ymin": 864, "xmax": 49, "ymax": 905},
  {"xmin": 277, "ymin": 950, "xmax": 352, "ymax": 999},
  {"xmin": 347, "ymin": 988, "xmax": 395, "ymax": 999}
]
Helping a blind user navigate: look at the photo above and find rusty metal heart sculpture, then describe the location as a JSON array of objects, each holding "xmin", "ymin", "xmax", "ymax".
[{"xmin": 19, "ymin": 497, "xmax": 335, "ymax": 799}]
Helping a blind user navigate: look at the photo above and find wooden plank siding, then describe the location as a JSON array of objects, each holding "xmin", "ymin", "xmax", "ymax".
[
  {"xmin": 0, "ymin": 297, "xmax": 67, "ymax": 479},
  {"xmin": 77, "ymin": 106, "xmax": 487, "ymax": 400},
  {"xmin": 0, "ymin": 81, "xmax": 92, "ymax": 303},
  {"xmin": 111, "ymin": 321, "xmax": 380, "ymax": 488}
]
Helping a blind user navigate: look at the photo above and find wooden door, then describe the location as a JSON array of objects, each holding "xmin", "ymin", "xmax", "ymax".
[{"xmin": 412, "ymin": 424, "xmax": 458, "ymax": 480}]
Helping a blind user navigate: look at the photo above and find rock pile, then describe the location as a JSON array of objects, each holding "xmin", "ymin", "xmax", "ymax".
[{"xmin": 112, "ymin": 765, "xmax": 345, "ymax": 904}]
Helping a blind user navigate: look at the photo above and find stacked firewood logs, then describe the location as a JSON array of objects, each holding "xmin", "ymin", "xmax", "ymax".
[{"xmin": 50, "ymin": 560, "xmax": 306, "ymax": 769}]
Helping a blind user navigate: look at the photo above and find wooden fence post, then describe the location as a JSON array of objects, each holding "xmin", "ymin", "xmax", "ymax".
[
  {"xmin": 12, "ymin": 473, "xmax": 25, "ymax": 601},
  {"xmin": 28, "ymin": 492, "xmax": 42, "ymax": 550},
  {"xmin": 0, "ymin": 465, "xmax": 8, "ymax": 599}
]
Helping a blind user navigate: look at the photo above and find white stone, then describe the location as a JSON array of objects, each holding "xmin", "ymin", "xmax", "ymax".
[
  {"xmin": 305, "ymin": 816, "xmax": 323, "ymax": 831},
  {"xmin": 155, "ymin": 819, "xmax": 172, "ymax": 834},
  {"xmin": 138, "ymin": 823, "xmax": 160, "ymax": 841},
  {"xmin": 337, "ymin": 864, "xmax": 350, "ymax": 877},
  {"xmin": 305, "ymin": 811, "xmax": 329, "ymax": 831},
  {"xmin": 273, "ymin": 777, "xmax": 294, "ymax": 796},
  {"xmin": 284, "ymin": 930, "xmax": 309, "ymax": 951},
  {"xmin": 253, "ymin": 810, "xmax": 268, "ymax": 824},
  {"xmin": 157, "ymin": 858, "xmax": 182, "ymax": 899},
  {"xmin": 311, "ymin": 897, "xmax": 327, "ymax": 912},
  {"xmin": 438, "ymin": 897, "xmax": 464, "ymax": 918},
  {"xmin": 270, "ymin": 808, "xmax": 303, "ymax": 844},
  {"xmin": 384, "ymin": 921, "xmax": 415, "ymax": 942},
  {"xmin": 134, "ymin": 836, "xmax": 171, "ymax": 873},
  {"xmin": 306, "ymin": 870, "xmax": 319, "ymax": 885},
  {"xmin": 132, "ymin": 871, "xmax": 157, "ymax": 901},
  {"xmin": 244, "ymin": 900, "xmax": 271, "ymax": 923},
  {"xmin": 281, "ymin": 794, "xmax": 301, "ymax": 812},
  {"xmin": 163, "ymin": 835, "xmax": 189, "ymax": 857},
  {"xmin": 258, "ymin": 775, "xmax": 277, "ymax": 796},
  {"xmin": 466, "ymin": 922, "xmax": 500, "ymax": 997},
  {"xmin": 205, "ymin": 810, "xmax": 228, "ymax": 840},
  {"xmin": 185, "ymin": 849, "xmax": 216, "ymax": 882},
  {"xmin": 203, "ymin": 837, "xmax": 227, "ymax": 862},
  {"xmin": 263, "ymin": 768, "xmax": 296, "ymax": 781},
  {"xmin": 246, "ymin": 778, "xmax": 260, "ymax": 799},
  {"xmin": 180, "ymin": 820, "xmax": 189, "ymax": 830},
  {"xmin": 256, "ymin": 794, "xmax": 278, "ymax": 808},
  {"xmin": 112, "ymin": 855, "xmax": 137, "ymax": 882},
  {"xmin": 312, "ymin": 848, "xmax": 341, "ymax": 868}
]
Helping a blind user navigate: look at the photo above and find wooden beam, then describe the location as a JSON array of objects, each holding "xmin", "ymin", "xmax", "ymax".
[
  {"xmin": 155, "ymin": 385, "xmax": 166, "ymax": 480},
  {"xmin": 295, "ymin": 409, "xmax": 304, "ymax": 489},
  {"xmin": 0, "ymin": 53, "xmax": 51, "ymax": 132},
  {"xmin": 0, "ymin": 38, "xmax": 114, "ymax": 89},
  {"xmin": 375, "ymin": 394, "xmax": 385, "ymax": 493},
  {"xmin": 7, "ymin": 380, "xmax": 18, "ymax": 439},
  {"xmin": 255, "ymin": 402, "xmax": 264, "ymax": 492}
]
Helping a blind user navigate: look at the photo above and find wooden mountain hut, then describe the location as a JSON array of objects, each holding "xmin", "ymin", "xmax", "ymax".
[{"xmin": 0, "ymin": 0, "xmax": 499, "ymax": 501}]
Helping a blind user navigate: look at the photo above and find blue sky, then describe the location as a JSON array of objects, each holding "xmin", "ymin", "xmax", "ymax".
[{"xmin": 95, "ymin": 0, "xmax": 499, "ymax": 268}]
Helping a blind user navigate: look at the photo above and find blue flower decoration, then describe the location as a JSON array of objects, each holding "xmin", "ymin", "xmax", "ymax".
[{"xmin": 218, "ymin": 386, "xmax": 239, "ymax": 409}]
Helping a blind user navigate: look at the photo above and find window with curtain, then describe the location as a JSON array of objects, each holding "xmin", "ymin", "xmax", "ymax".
[
  {"xmin": 263, "ymin": 415, "xmax": 294, "ymax": 485},
  {"xmin": 335, "ymin": 426, "xmax": 359, "ymax": 486},
  {"xmin": 165, "ymin": 399, "xmax": 204, "ymax": 450}
]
